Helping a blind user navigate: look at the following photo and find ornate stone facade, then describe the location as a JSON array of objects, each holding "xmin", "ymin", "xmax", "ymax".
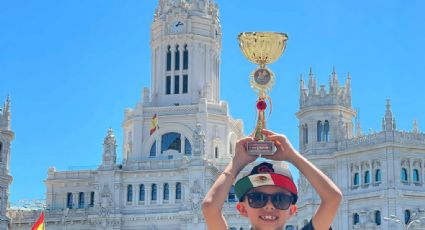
[{"xmin": 287, "ymin": 68, "xmax": 425, "ymax": 230}]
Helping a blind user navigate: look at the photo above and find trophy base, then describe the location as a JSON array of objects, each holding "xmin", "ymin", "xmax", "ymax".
[{"xmin": 246, "ymin": 141, "xmax": 276, "ymax": 155}]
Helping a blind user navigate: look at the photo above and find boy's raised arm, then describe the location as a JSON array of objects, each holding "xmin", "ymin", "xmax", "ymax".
[
  {"xmin": 263, "ymin": 130, "xmax": 342, "ymax": 230},
  {"xmin": 202, "ymin": 137, "xmax": 256, "ymax": 230}
]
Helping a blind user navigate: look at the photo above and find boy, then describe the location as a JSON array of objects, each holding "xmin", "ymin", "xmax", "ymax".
[{"xmin": 202, "ymin": 129, "xmax": 342, "ymax": 230}]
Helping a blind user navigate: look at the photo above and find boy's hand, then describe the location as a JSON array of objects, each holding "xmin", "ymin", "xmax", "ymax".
[
  {"xmin": 233, "ymin": 136, "xmax": 258, "ymax": 170},
  {"xmin": 261, "ymin": 129, "xmax": 299, "ymax": 163}
]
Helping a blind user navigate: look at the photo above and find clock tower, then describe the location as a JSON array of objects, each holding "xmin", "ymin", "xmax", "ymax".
[{"xmin": 149, "ymin": 0, "xmax": 222, "ymax": 106}]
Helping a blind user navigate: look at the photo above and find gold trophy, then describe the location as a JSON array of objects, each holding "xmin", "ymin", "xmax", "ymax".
[{"xmin": 238, "ymin": 32, "xmax": 288, "ymax": 155}]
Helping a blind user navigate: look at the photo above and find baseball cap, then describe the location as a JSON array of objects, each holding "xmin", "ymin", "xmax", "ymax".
[{"xmin": 234, "ymin": 162, "xmax": 298, "ymax": 204}]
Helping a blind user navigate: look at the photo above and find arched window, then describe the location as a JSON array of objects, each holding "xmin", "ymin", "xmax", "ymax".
[
  {"xmin": 364, "ymin": 170, "xmax": 370, "ymax": 184},
  {"xmin": 161, "ymin": 132, "xmax": 181, "ymax": 153},
  {"xmin": 176, "ymin": 182, "xmax": 182, "ymax": 200},
  {"xmin": 353, "ymin": 172, "xmax": 359, "ymax": 186},
  {"xmin": 67, "ymin": 193, "xmax": 73, "ymax": 209},
  {"xmin": 139, "ymin": 184, "xmax": 145, "ymax": 201},
  {"xmin": 228, "ymin": 186, "xmax": 236, "ymax": 202},
  {"xmin": 353, "ymin": 213, "xmax": 360, "ymax": 225},
  {"xmin": 229, "ymin": 142, "xmax": 233, "ymax": 155},
  {"xmin": 151, "ymin": 184, "xmax": 157, "ymax": 201},
  {"xmin": 184, "ymin": 138, "xmax": 192, "ymax": 155},
  {"xmin": 324, "ymin": 120, "xmax": 330, "ymax": 142},
  {"xmin": 89, "ymin": 192, "xmax": 95, "ymax": 207},
  {"xmin": 401, "ymin": 168, "xmax": 408, "ymax": 182},
  {"xmin": 78, "ymin": 192, "xmax": 84, "ymax": 208},
  {"xmin": 127, "ymin": 185, "xmax": 133, "ymax": 202},
  {"xmin": 375, "ymin": 169, "xmax": 381, "ymax": 183},
  {"xmin": 150, "ymin": 141, "xmax": 156, "ymax": 158},
  {"xmin": 175, "ymin": 45, "xmax": 180, "ymax": 70},
  {"xmin": 163, "ymin": 183, "xmax": 169, "ymax": 200},
  {"xmin": 183, "ymin": 44, "xmax": 188, "ymax": 70},
  {"xmin": 413, "ymin": 169, "xmax": 420, "ymax": 182},
  {"xmin": 375, "ymin": 210, "xmax": 381, "ymax": 225},
  {"xmin": 215, "ymin": 146, "xmax": 219, "ymax": 158},
  {"xmin": 166, "ymin": 45, "xmax": 171, "ymax": 71},
  {"xmin": 285, "ymin": 225, "xmax": 295, "ymax": 230},
  {"xmin": 317, "ymin": 121, "xmax": 323, "ymax": 142},
  {"xmin": 405, "ymin": 210, "xmax": 411, "ymax": 224}
]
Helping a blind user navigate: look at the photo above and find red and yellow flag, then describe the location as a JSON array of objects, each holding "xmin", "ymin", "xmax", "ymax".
[
  {"xmin": 150, "ymin": 113, "xmax": 159, "ymax": 135},
  {"xmin": 31, "ymin": 212, "xmax": 44, "ymax": 230}
]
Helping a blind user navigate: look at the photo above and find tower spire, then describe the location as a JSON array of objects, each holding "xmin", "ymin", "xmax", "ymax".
[
  {"xmin": 383, "ymin": 99, "xmax": 395, "ymax": 131},
  {"xmin": 308, "ymin": 67, "xmax": 316, "ymax": 95},
  {"xmin": 413, "ymin": 119, "xmax": 419, "ymax": 133},
  {"xmin": 0, "ymin": 96, "xmax": 11, "ymax": 130},
  {"xmin": 355, "ymin": 108, "xmax": 362, "ymax": 137}
]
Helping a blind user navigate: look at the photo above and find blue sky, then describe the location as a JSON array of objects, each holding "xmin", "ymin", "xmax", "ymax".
[{"xmin": 1, "ymin": 0, "xmax": 424, "ymax": 204}]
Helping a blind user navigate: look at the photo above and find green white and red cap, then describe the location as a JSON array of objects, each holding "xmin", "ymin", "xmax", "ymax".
[{"xmin": 234, "ymin": 162, "xmax": 298, "ymax": 204}]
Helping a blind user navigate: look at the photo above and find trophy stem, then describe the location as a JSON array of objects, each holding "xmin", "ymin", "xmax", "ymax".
[{"xmin": 254, "ymin": 101, "xmax": 266, "ymax": 141}]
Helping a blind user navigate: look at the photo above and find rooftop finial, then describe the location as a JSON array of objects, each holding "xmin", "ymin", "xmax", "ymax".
[
  {"xmin": 413, "ymin": 119, "xmax": 419, "ymax": 133},
  {"xmin": 383, "ymin": 99, "xmax": 395, "ymax": 131}
]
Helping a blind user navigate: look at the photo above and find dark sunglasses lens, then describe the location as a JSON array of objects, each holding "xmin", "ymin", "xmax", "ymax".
[
  {"xmin": 272, "ymin": 193, "xmax": 292, "ymax": 210},
  {"xmin": 247, "ymin": 193, "xmax": 267, "ymax": 208}
]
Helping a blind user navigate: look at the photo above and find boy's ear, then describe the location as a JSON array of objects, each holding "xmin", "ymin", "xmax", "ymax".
[
  {"xmin": 237, "ymin": 202, "xmax": 248, "ymax": 217},
  {"xmin": 289, "ymin": 204, "xmax": 298, "ymax": 216}
]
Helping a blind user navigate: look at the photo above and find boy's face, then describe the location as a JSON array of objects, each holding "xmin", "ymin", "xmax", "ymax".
[{"xmin": 237, "ymin": 185, "xmax": 297, "ymax": 230}]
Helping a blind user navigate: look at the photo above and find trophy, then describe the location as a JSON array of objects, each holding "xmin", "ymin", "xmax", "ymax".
[{"xmin": 238, "ymin": 32, "xmax": 288, "ymax": 155}]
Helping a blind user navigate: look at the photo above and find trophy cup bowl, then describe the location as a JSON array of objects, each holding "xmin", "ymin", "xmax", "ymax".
[
  {"xmin": 238, "ymin": 32, "xmax": 288, "ymax": 67},
  {"xmin": 238, "ymin": 32, "xmax": 288, "ymax": 155}
]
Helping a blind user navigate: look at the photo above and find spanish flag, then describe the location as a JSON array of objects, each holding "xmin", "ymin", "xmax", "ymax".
[
  {"xmin": 31, "ymin": 212, "xmax": 44, "ymax": 230},
  {"xmin": 150, "ymin": 113, "xmax": 159, "ymax": 135}
]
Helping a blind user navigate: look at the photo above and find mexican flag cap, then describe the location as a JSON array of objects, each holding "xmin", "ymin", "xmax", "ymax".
[{"xmin": 234, "ymin": 162, "xmax": 298, "ymax": 204}]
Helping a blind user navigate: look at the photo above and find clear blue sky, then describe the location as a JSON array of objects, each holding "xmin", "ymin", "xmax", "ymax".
[{"xmin": 1, "ymin": 0, "xmax": 424, "ymax": 204}]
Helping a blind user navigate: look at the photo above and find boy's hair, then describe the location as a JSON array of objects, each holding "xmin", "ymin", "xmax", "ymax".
[{"xmin": 234, "ymin": 162, "xmax": 298, "ymax": 204}]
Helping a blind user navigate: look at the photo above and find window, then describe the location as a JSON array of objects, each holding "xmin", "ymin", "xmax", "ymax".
[
  {"xmin": 127, "ymin": 185, "xmax": 133, "ymax": 202},
  {"xmin": 375, "ymin": 210, "xmax": 381, "ymax": 225},
  {"xmin": 151, "ymin": 184, "xmax": 157, "ymax": 201},
  {"xmin": 364, "ymin": 170, "xmax": 370, "ymax": 184},
  {"xmin": 166, "ymin": 46, "xmax": 171, "ymax": 71},
  {"xmin": 166, "ymin": 76, "xmax": 171, "ymax": 95},
  {"xmin": 285, "ymin": 226, "xmax": 295, "ymax": 230},
  {"xmin": 215, "ymin": 146, "xmax": 219, "ymax": 158},
  {"xmin": 183, "ymin": 74, "xmax": 188, "ymax": 94},
  {"xmin": 78, "ymin": 192, "xmax": 84, "ymax": 208},
  {"xmin": 150, "ymin": 141, "xmax": 156, "ymax": 157},
  {"xmin": 163, "ymin": 183, "xmax": 169, "ymax": 200},
  {"xmin": 89, "ymin": 192, "xmax": 95, "ymax": 207},
  {"xmin": 176, "ymin": 182, "xmax": 182, "ymax": 200},
  {"xmin": 405, "ymin": 210, "xmax": 411, "ymax": 224},
  {"xmin": 229, "ymin": 142, "xmax": 233, "ymax": 155},
  {"xmin": 174, "ymin": 75, "xmax": 180, "ymax": 94},
  {"xmin": 324, "ymin": 120, "xmax": 330, "ymax": 142},
  {"xmin": 139, "ymin": 184, "xmax": 145, "ymax": 201},
  {"xmin": 303, "ymin": 124, "xmax": 308, "ymax": 144},
  {"xmin": 353, "ymin": 213, "xmax": 360, "ymax": 225},
  {"xmin": 175, "ymin": 45, "xmax": 180, "ymax": 70},
  {"xmin": 0, "ymin": 142, "xmax": 2, "ymax": 162},
  {"xmin": 375, "ymin": 169, "xmax": 381, "ymax": 183},
  {"xmin": 413, "ymin": 169, "xmax": 420, "ymax": 182},
  {"xmin": 353, "ymin": 172, "xmax": 359, "ymax": 186},
  {"xmin": 183, "ymin": 44, "xmax": 188, "ymax": 70},
  {"xmin": 184, "ymin": 138, "xmax": 192, "ymax": 155},
  {"xmin": 317, "ymin": 121, "xmax": 323, "ymax": 142},
  {"xmin": 161, "ymin": 132, "xmax": 181, "ymax": 153},
  {"xmin": 228, "ymin": 186, "xmax": 236, "ymax": 202},
  {"xmin": 229, "ymin": 228, "xmax": 237, "ymax": 230},
  {"xmin": 401, "ymin": 168, "xmax": 408, "ymax": 182},
  {"xmin": 66, "ymin": 193, "xmax": 73, "ymax": 209}
]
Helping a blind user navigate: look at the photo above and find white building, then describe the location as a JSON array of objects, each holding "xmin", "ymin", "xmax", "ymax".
[
  {"xmin": 5, "ymin": 0, "xmax": 425, "ymax": 230},
  {"xmin": 285, "ymin": 69, "xmax": 425, "ymax": 230}
]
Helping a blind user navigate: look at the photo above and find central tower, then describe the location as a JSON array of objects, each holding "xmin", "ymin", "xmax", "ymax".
[{"xmin": 150, "ymin": 0, "xmax": 222, "ymax": 106}]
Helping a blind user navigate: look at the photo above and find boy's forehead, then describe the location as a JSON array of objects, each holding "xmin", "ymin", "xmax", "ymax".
[{"xmin": 250, "ymin": 185, "xmax": 291, "ymax": 195}]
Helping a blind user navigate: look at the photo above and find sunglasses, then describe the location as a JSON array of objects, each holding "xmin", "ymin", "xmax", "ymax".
[{"xmin": 245, "ymin": 192, "xmax": 293, "ymax": 210}]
